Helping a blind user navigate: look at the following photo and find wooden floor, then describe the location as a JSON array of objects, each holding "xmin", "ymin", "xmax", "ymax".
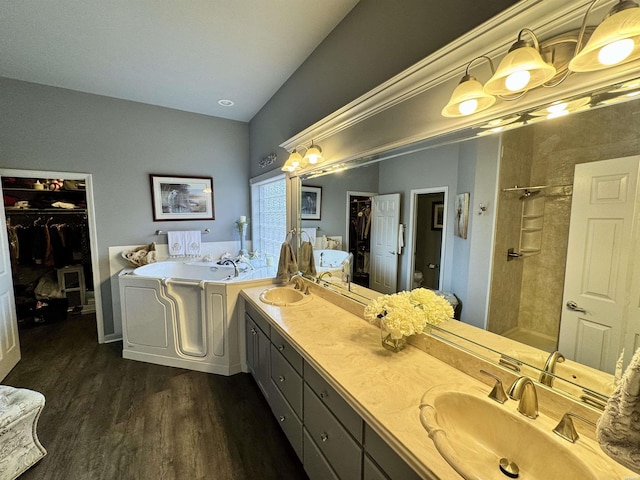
[{"xmin": 4, "ymin": 314, "xmax": 308, "ymax": 480}]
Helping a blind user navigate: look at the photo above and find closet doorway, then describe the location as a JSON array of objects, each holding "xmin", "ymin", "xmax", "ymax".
[{"xmin": 0, "ymin": 169, "xmax": 104, "ymax": 349}]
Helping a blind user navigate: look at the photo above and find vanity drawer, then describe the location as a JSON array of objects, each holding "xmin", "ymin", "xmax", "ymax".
[
  {"xmin": 245, "ymin": 302, "xmax": 271, "ymax": 338},
  {"xmin": 304, "ymin": 383, "xmax": 362, "ymax": 480},
  {"xmin": 304, "ymin": 362, "xmax": 363, "ymax": 442},
  {"xmin": 303, "ymin": 428, "xmax": 340, "ymax": 480},
  {"xmin": 271, "ymin": 344, "xmax": 303, "ymax": 417},
  {"xmin": 364, "ymin": 423, "xmax": 421, "ymax": 480},
  {"xmin": 270, "ymin": 328, "xmax": 303, "ymax": 375},
  {"xmin": 270, "ymin": 379, "xmax": 303, "ymax": 460}
]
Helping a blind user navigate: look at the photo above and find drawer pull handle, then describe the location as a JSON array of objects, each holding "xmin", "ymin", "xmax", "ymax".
[
  {"xmin": 320, "ymin": 391, "xmax": 328, "ymax": 399},
  {"xmin": 278, "ymin": 375, "xmax": 285, "ymax": 382},
  {"xmin": 277, "ymin": 344, "xmax": 285, "ymax": 351},
  {"xmin": 279, "ymin": 416, "xmax": 285, "ymax": 422},
  {"xmin": 251, "ymin": 328, "xmax": 257, "ymax": 336},
  {"xmin": 320, "ymin": 432, "xmax": 329, "ymax": 442}
]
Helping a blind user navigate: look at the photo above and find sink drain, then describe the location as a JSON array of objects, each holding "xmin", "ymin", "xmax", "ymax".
[{"xmin": 499, "ymin": 457, "xmax": 520, "ymax": 478}]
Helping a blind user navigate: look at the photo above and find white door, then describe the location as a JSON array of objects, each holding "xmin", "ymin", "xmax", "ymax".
[
  {"xmin": 558, "ymin": 156, "xmax": 639, "ymax": 373},
  {"xmin": 370, "ymin": 194, "xmax": 400, "ymax": 294},
  {"xmin": 0, "ymin": 183, "xmax": 21, "ymax": 380}
]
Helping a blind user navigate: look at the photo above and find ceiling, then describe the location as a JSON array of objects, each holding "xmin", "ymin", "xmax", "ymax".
[{"xmin": 0, "ymin": 0, "xmax": 359, "ymax": 122}]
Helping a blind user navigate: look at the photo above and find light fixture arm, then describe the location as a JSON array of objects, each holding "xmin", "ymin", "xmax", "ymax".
[
  {"xmin": 514, "ymin": 28, "xmax": 541, "ymax": 51},
  {"xmin": 465, "ymin": 55, "xmax": 496, "ymax": 77}
]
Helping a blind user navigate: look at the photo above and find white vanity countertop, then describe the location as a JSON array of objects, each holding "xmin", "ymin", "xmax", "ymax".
[{"xmin": 241, "ymin": 284, "xmax": 468, "ymax": 479}]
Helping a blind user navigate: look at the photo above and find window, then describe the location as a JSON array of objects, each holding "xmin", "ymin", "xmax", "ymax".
[{"xmin": 250, "ymin": 172, "xmax": 287, "ymax": 260}]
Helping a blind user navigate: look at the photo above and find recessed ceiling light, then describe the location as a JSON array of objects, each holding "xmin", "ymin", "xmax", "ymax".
[{"xmin": 218, "ymin": 99, "xmax": 234, "ymax": 107}]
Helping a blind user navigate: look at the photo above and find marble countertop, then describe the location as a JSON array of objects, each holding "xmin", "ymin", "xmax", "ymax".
[{"xmin": 241, "ymin": 284, "xmax": 469, "ymax": 479}]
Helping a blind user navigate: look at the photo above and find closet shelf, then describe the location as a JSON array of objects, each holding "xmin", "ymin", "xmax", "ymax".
[
  {"xmin": 3, "ymin": 187, "xmax": 85, "ymax": 193},
  {"xmin": 5, "ymin": 208, "xmax": 87, "ymax": 214}
]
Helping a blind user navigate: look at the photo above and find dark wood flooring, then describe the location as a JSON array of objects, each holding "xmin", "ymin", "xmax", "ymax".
[{"xmin": 4, "ymin": 313, "xmax": 308, "ymax": 480}]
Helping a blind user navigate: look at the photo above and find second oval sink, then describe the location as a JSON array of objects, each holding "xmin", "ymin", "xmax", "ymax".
[
  {"xmin": 259, "ymin": 286, "xmax": 312, "ymax": 306},
  {"xmin": 419, "ymin": 383, "xmax": 620, "ymax": 480}
]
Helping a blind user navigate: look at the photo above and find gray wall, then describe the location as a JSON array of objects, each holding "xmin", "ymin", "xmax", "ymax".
[
  {"xmin": 249, "ymin": 0, "xmax": 519, "ymax": 178},
  {"xmin": 0, "ymin": 77, "xmax": 249, "ymax": 335}
]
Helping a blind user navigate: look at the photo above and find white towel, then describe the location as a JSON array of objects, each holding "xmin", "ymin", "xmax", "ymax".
[
  {"xmin": 597, "ymin": 347, "xmax": 640, "ymax": 473},
  {"xmin": 168, "ymin": 231, "xmax": 185, "ymax": 257},
  {"xmin": 301, "ymin": 228, "xmax": 317, "ymax": 246},
  {"xmin": 184, "ymin": 230, "xmax": 201, "ymax": 257},
  {"xmin": 397, "ymin": 224, "xmax": 405, "ymax": 255}
]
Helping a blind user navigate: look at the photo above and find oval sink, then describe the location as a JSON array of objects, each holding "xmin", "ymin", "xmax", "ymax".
[
  {"xmin": 259, "ymin": 286, "xmax": 312, "ymax": 306},
  {"xmin": 419, "ymin": 384, "xmax": 620, "ymax": 480}
]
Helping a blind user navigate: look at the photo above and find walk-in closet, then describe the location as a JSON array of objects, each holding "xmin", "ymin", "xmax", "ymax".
[{"xmin": 3, "ymin": 176, "xmax": 95, "ymax": 328}]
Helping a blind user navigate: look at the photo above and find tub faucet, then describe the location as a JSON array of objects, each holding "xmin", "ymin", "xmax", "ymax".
[
  {"xmin": 316, "ymin": 271, "xmax": 332, "ymax": 283},
  {"xmin": 219, "ymin": 258, "xmax": 239, "ymax": 277},
  {"xmin": 539, "ymin": 351, "xmax": 565, "ymax": 387},
  {"xmin": 508, "ymin": 376, "xmax": 538, "ymax": 419}
]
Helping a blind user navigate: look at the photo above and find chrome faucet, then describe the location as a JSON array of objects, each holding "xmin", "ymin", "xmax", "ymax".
[
  {"xmin": 553, "ymin": 412, "xmax": 596, "ymax": 443},
  {"xmin": 289, "ymin": 273, "xmax": 305, "ymax": 291},
  {"xmin": 480, "ymin": 370, "xmax": 508, "ymax": 404},
  {"xmin": 219, "ymin": 258, "xmax": 239, "ymax": 277},
  {"xmin": 539, "ymin": 351, "xmax": 565, "ymax": 387},
  {"xmin": 508, "ymin": 376, "xmax": 538, "ymax": 419},
  {"xmin": 316, "ymin": 271, "xmax": 333, "ymax": 283}
]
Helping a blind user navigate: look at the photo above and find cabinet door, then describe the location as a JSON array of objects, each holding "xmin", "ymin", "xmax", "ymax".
[
  {"xmin": 245, "ymin": 314, "xmax": 257, "ymax": 373},
  {"xmin": 255, "ymin": 324, "xmax": 271, "ymax": 400}
]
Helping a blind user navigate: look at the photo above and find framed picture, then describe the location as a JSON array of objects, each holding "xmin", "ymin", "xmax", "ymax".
[
  {"xmin": 431, "ymin": 202, "xmax": 444, "ymax": 230},
  {"xmin": 301, "ymin": 185, "xmax": 322, "ymax": 220},
  {"xmin": 455, "ymin": 192, "xmax": 470, "ymax": 239},
  {"xmin": 150, "ymin": 174, "xmax": 215, "ymax": 221}
]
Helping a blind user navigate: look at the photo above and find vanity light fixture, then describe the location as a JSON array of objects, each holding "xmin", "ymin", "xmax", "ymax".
[
  {"xmin": 569, "ymin": 0, "xmax": 640, "ymax": 72},
  {"xmin": 442, "ymin": 56, "xmax": 497, "ymax": 117},
  {"xmin": 281, "ymin": 141, "xmax": 324, "ymax": 173},
  {"xmin": 484, "ymin": 28, "xmax": 557, "ymax": 96}
]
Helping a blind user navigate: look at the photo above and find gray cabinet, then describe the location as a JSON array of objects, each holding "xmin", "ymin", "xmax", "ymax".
[
  {"xmin": 245, "ymin": 307, "xmax": 271, "ymax": 401},
  {"xmin": 243, "ymin": 301, "xmax": 420, "ymax": 480}
]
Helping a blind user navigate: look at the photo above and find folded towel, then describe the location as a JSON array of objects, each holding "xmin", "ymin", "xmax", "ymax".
[
  {"xmin": 168, "ymin": 231, "xmax": 185, "ymax": 257},
  {"xmin": 597, "ymin": 347, "xmax": 640, "ymax": 473},
  {"xmin": 299, "ymin": 241, "xmax": 316, "ymax": 276},
  {"xmin": 276, "ymin": 242, "xmax": 298, "ymax": 283},
  {"xmin": 184, "ymin": 230, "xmax": 201, "ymax": 256}
]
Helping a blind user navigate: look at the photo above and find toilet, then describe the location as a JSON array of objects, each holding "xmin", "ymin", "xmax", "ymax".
[{"xmin": 412, "ymin": 270, "xmax": 423, "ymax": 289}]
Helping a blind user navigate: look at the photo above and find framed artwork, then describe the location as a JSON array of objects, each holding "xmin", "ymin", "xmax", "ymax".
[
  {"xmin": 455, "ymin": 192, "xmax": 470, "ymax": 239},
  {"xmin": 150, "ymin": 174, "xmax": 215, "ymax": 221},
  {"xmin": 431, "ymin": 202, "xmax": 444, "ymax": 230},
  {"xmin": 301, "ymin": 185, "xmax": 322, "ymax": 220}
]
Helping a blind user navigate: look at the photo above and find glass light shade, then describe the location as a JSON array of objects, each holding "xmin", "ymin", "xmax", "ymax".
[
  {"xmin": 304, "ymin": 144, "xmax": 323, "ymax": 164},
  {"xmin": 484, "ymin": 46, "xmax": 556, "ymax": 95},
  {"xmin": 441, "ymin": 75, "xmax": 496, "ymax": 117},
  {"xmin": 281, "ymin": 149, "xmax": 304, "ymax": 172},
  {"xmin": 569, "ymin": 4, "xmax": 640, "ymax": 72}
]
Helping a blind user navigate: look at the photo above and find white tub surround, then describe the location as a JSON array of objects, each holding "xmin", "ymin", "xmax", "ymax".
[
  {"xmin": 119, "ymin": 260, "xmax": 274, "ymax": 375},
  {"xmin": 240, "ymin": 283, "xmax": 636, "ymax": 479}
]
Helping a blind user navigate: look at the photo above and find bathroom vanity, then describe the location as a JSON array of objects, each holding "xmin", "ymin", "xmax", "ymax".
[{"xmin": 240, "ymin": 281, "xmax": 635, "ymax": 479}]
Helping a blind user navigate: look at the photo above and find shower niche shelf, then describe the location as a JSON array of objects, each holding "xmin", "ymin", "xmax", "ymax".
[{"xmin": 519, "ymin": 196, "xmax": 545, "ymax": 257}]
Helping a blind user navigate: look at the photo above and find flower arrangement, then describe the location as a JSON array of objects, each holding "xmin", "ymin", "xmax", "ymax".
[{"xmin": 365, "ymin": 288, "xmax": 454, "ymax": 351}]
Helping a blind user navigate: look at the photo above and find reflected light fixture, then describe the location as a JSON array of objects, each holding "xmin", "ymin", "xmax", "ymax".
[
  {"xmin": 484, "ymin": 28, "xmax": 557, "ymax": 95},
  {"xmin": 281, "ymin": 141, "xmax": 324, "ymax": 173},
  {"xmin": 569, "ymin": 0, "xmax": 640, "ymax": 72},
  {"xmin": 442, "ymin": 56, "xmax": 497, "ymax": 117}
]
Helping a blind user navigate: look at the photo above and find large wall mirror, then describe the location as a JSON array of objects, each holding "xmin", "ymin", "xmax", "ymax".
[{"xmin": 297, "ymin": 80, "xmax": 640, "ymax": 406}]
